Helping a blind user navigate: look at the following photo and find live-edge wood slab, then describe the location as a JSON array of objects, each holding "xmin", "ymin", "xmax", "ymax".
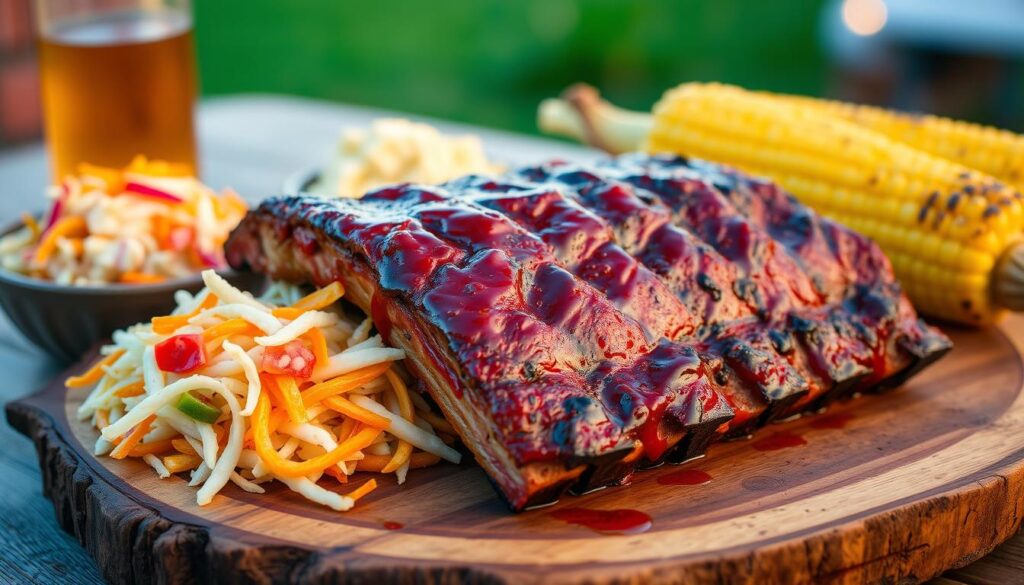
[{"xmin": 7, "ymin": 315, "xmax": 1024, "ymax": 584}]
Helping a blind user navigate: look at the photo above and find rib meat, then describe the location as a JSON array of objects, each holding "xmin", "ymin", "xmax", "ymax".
[{"xmin": 225, "ymin": 154, "xmax": 951, "ymax": 510}]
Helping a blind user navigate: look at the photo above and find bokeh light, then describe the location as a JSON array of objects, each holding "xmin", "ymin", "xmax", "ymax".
[{"xmin": 842, "ymin": 0, "xmax": 887, "ymax": 37}]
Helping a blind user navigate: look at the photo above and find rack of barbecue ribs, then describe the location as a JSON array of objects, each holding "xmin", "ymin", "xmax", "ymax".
[{"xmin": 225, "ymin": 154, "xmax": 952, "ymax": 511}]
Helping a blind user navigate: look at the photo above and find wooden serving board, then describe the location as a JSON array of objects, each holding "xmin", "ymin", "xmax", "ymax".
[{"xmin": 6, "ymin": 315, "xmax": 1024, "ymax": 585}]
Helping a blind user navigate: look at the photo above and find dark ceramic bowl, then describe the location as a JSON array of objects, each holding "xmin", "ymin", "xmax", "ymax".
[{"xmin": 0, "ymin": 218, "xmax": 264, "ymax": 363}]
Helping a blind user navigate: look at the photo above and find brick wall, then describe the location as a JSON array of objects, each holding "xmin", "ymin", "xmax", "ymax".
[{"xmin": 0, "ymin": 0, "xmax": 42, "ymax": 148}]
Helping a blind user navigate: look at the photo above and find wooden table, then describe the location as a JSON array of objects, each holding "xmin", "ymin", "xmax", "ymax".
[{"xmin": 0, "ymin": 95, "xmax": 1019, "ymax": 585}]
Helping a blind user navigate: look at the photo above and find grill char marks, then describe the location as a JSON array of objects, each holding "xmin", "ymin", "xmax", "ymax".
[
  {"xmin": 225, "ymin": 153, "xmax": 952, "ymax": 511},
  {"xmin": 372, "ymin": 190, "xmax": 731, "ymax": 492},
  {"xmin": 466, "ymin": 185, "xmax": 695, "ymax": 342},
  {"xmin": 592, "ymin": 157, "xmax": 938, "ymax": 407},
  {"xmin": 463, "ymin": 171, "xmax": 821, "ymax": 430}
]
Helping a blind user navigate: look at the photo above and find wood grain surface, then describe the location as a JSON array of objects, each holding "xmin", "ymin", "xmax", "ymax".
[
  {"xmin": 7, "ymin": 312, "xmax": 1024, "ymax": 584},
  {"xmin": 1, "ymin": 96, "xmax": 1022, "ymax": 584}
]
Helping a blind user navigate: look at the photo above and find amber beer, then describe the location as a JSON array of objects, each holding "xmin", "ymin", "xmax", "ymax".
[{"xmin": 39, "ymin": 9, "xmax": 197, "ymax": 180}]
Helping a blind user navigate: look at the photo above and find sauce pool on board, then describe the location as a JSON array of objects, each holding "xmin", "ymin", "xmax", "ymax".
[
  {"xmin": 382, "ymin": 521, "xmax": 404, "ymax": 530},
  {"xmin": 657, "ymin": 469, "xmax": 712, "ymax": 486},
  {"xmin": 550, "ymin": 507, "xmax": 653, "ymax": 534},
  {"xmin": 810, "ymin": 412, "xmax": 855, "ymax": 430},
  {"xmin": 752, "ymin": 431, "xmax": 807, "ymax": 451}
]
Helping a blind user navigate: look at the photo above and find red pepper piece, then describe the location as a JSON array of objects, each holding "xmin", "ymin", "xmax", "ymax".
[
  {"xmin": 155, "ymin": 333, "xmax": 207, "ymax": 373},
  {"xmin": 262, "ymin": 340, "xmax": 316, "ymax": 379}
]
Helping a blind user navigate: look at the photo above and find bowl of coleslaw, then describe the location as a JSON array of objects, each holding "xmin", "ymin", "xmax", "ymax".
[{"xmin": 0, "ymin": 158, "xmax": 260, "ymax": 362}]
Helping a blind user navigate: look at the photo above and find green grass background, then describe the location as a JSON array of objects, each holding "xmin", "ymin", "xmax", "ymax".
[{"xmin": 191, "ymin": 1, "xmax": 827, "ymax": 134}]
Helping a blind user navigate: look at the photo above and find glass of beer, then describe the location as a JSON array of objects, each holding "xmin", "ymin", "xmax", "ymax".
[{"xmin": 36, "ymin": 0, "xmax": 198, "ymax": 180}]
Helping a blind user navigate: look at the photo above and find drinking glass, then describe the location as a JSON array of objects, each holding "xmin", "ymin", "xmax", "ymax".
[{"xmin": 35, "ymin": 0, "xmax": 198, "ymax": 180}]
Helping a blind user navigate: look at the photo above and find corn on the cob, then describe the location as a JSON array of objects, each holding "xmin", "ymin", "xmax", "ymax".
[
  {"xmin": 538, "ymin": 83, "xmax": 1024, "ymax": 325},
  {"xmin": 766, "ymin": 93, "xmax": 1024, "ymax": 191}
]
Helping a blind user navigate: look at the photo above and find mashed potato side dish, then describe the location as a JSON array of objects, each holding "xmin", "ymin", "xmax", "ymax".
[{"xmin": 316, "ymin": 119, "xmax": 502, "ymax": 198}]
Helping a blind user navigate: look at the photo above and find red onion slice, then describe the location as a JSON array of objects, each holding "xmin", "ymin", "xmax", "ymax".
[{"xmin": 124, "ymin": 181, "xmax": 185, "ymax": 203}]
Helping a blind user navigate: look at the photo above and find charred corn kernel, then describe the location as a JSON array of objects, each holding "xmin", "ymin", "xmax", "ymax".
[
  {"xmin": 644, "ymin": 83, "xmax": 1024, "ymax": 324},
  {"xmin": 769, "ymin": 92, "xmax": 1024, "ymax": 190}
]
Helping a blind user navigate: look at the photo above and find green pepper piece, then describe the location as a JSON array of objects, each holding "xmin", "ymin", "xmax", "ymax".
[{"xmin": 176, "ymin": 391, "xmax": 221, "ymax": 424}]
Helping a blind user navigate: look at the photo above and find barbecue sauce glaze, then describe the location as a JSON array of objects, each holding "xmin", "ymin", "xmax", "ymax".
[{"xmin": 227, "ymin": 154, "xmax": 952, "ymax": 504}]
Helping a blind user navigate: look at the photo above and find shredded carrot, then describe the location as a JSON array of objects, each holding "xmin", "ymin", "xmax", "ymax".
[
  {"xmin": 204, "ymin": 335, "xmax": 229, "ymax": 359},
  {"xmin": 358, "ymin": 452, "xmax": 441, "ymax": 472},
  {"xmin": 417, "ymin": 410, "xmax": 457, "ymax": 435},
  {"xmin": 21, "ymin": 213, "xmax": 40, "ymax": 242},
  {"xmin": 210, "ymin": 188, "xmax": 248, "ymax": 219},
  {"xmin": 271, "ymin": 307, "xmax": 304, "ymax": 320},
  {"xmin": 65, "ymin": 237, "xmax": 85, "ymax": 257},
  {"xmin": 65, "ymin": 349, "xmax": 126, "ymax": 388},
  {"xmin": 303, "ymin": 328, "xmax": 331, "ymax": 372},
  {"xmin": 301, "ymin": 362, "xmax": 391, "ymax": 406},
  {"xmin": 323, "ymin": 466, "xmax": 349, "ymax": 484},
  {"xmin": 152, "ymin": 215, "xmax": 172, "ymax": 250},
  {"xmin": 151, "ymin": 315, "xmax": 188, "ymax": 335},
  {"xmin": 345, "ymin": 478, "xmax": 378, "ymax": 502},
  {"xmin": 120, "ymin": 271, "xmax": 166, "ymax": 284},
  {"xmin": 259, "ymin": 372, "xmax": 281, "ymax": 405},
  {"xmin": 162, "ymin": 453, "xmax": 202, "ymax": 474},
  {"xmin": 210, "ymin": 194, "xmax": 229, "ymax": 220},
  {"xmin": 385, "ymin": 370, "xmax": 414, "ymax": 419},
  {"xmin": 214, "ymin": 422, "xmax": 228, "ymax": 447},
  {"xmin": 383, "ymin": 442, "xmax": 414, "ymax": 475},
  {"xmin": 79, "ymin": 162, "xmax": 123, "ymax": 190},
  {"xmin": 34, "ymin": 216, "xmax": 88, "ymax": 265},
  {"xmin": 128, "ymin": 438, "xmax": 174, "ymax": 457},
  {"xmin": 114, "ymin": 380, "xmax": 146, "ymax": 398},
  {"xmin": 222, "ymin": 189, "xmax": 249, "ymax": 216},
  {"xmin": 244, "ymin": 407, "xmax": 287, "ymax": 447},
  {"xmin": 382, "ymin": 370, "xmax": 414, "ymax": 473},
  {"xmin": 335, "ymin": 418, "xmax": 356, "ymax": 443},
  {"xmin": 322, "ymin": 396, "xmax": 390, "ymax": 429},
  {"xmin": 171, "ymin": 438, "xmax": 196, "ymax": 455},
  {"xmin": 126, "ymin": 155, "xmax": 192, "ymax": 178},
  {"xmin": 291, "ymin": 281, "xmax": 345, "ymax": 311},
  {"xmin": 110, "ymin": 414, "xmax": 156, "ymax": 459},
  {"xmin": 152, "ymin": 293, "xmax": 219, "ymax": 334},
  {"xmin": 252, "ymin": 393, "xmax": 380, "ymax": 477},
  {"xmin": 273, "ymin": 375, "xmax": 308, "ymax": 423},
  {"xmin": 94, "ymin": 409, "xmax": 109, "ymax": 431},
  {"xmin": 201, "ymin": 317, "xmax": 260, "ymax": 341}
]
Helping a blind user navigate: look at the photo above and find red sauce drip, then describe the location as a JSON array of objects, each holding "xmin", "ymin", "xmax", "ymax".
[
  {"xmin": 752, "ymin": 431, "xmax": 807, "ymax": 451},
  {"xmin": 657, "ymin": 469, "xmax": 712, "ymax": 486},
  {"xmin": 370, "ymin": 293, "xmax": 393, "ymax": 342},
  {"xmin": 638, "ymin": 401, "xmax": 671, "ymax": 462},
  {"xmin": 810, "ymin": 412, "xmax": 855, "ymax": 430},
  {"xmin": 550, "ymin": 507, "xmax": 652, "ymax": 534},
  {"xmin": 382, "ymin": 521, "xmax": 404, "ymax": 530}
]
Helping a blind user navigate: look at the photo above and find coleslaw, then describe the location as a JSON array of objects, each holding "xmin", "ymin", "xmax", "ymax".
[
  {"xmin": 0, "ymin": 157, "xmax": 248, "ymax": 285},
  {"xmin": 68, "ymin": 270, "xmax": 460, "ymax": 510}
]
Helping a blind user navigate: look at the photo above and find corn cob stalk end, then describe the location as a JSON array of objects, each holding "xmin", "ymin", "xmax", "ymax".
[
  {"xmin": 996, "ymin": 241, "xmax": 1024, "ymax": 312},
  {"xmin": 538, "ymin": 84, "xmax": 649, "ymax": 154}
]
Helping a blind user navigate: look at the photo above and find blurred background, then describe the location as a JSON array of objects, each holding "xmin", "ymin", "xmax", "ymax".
[{"xmin": 2, "ymin": 0, "xmax": 1023, "ymax": 150}]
